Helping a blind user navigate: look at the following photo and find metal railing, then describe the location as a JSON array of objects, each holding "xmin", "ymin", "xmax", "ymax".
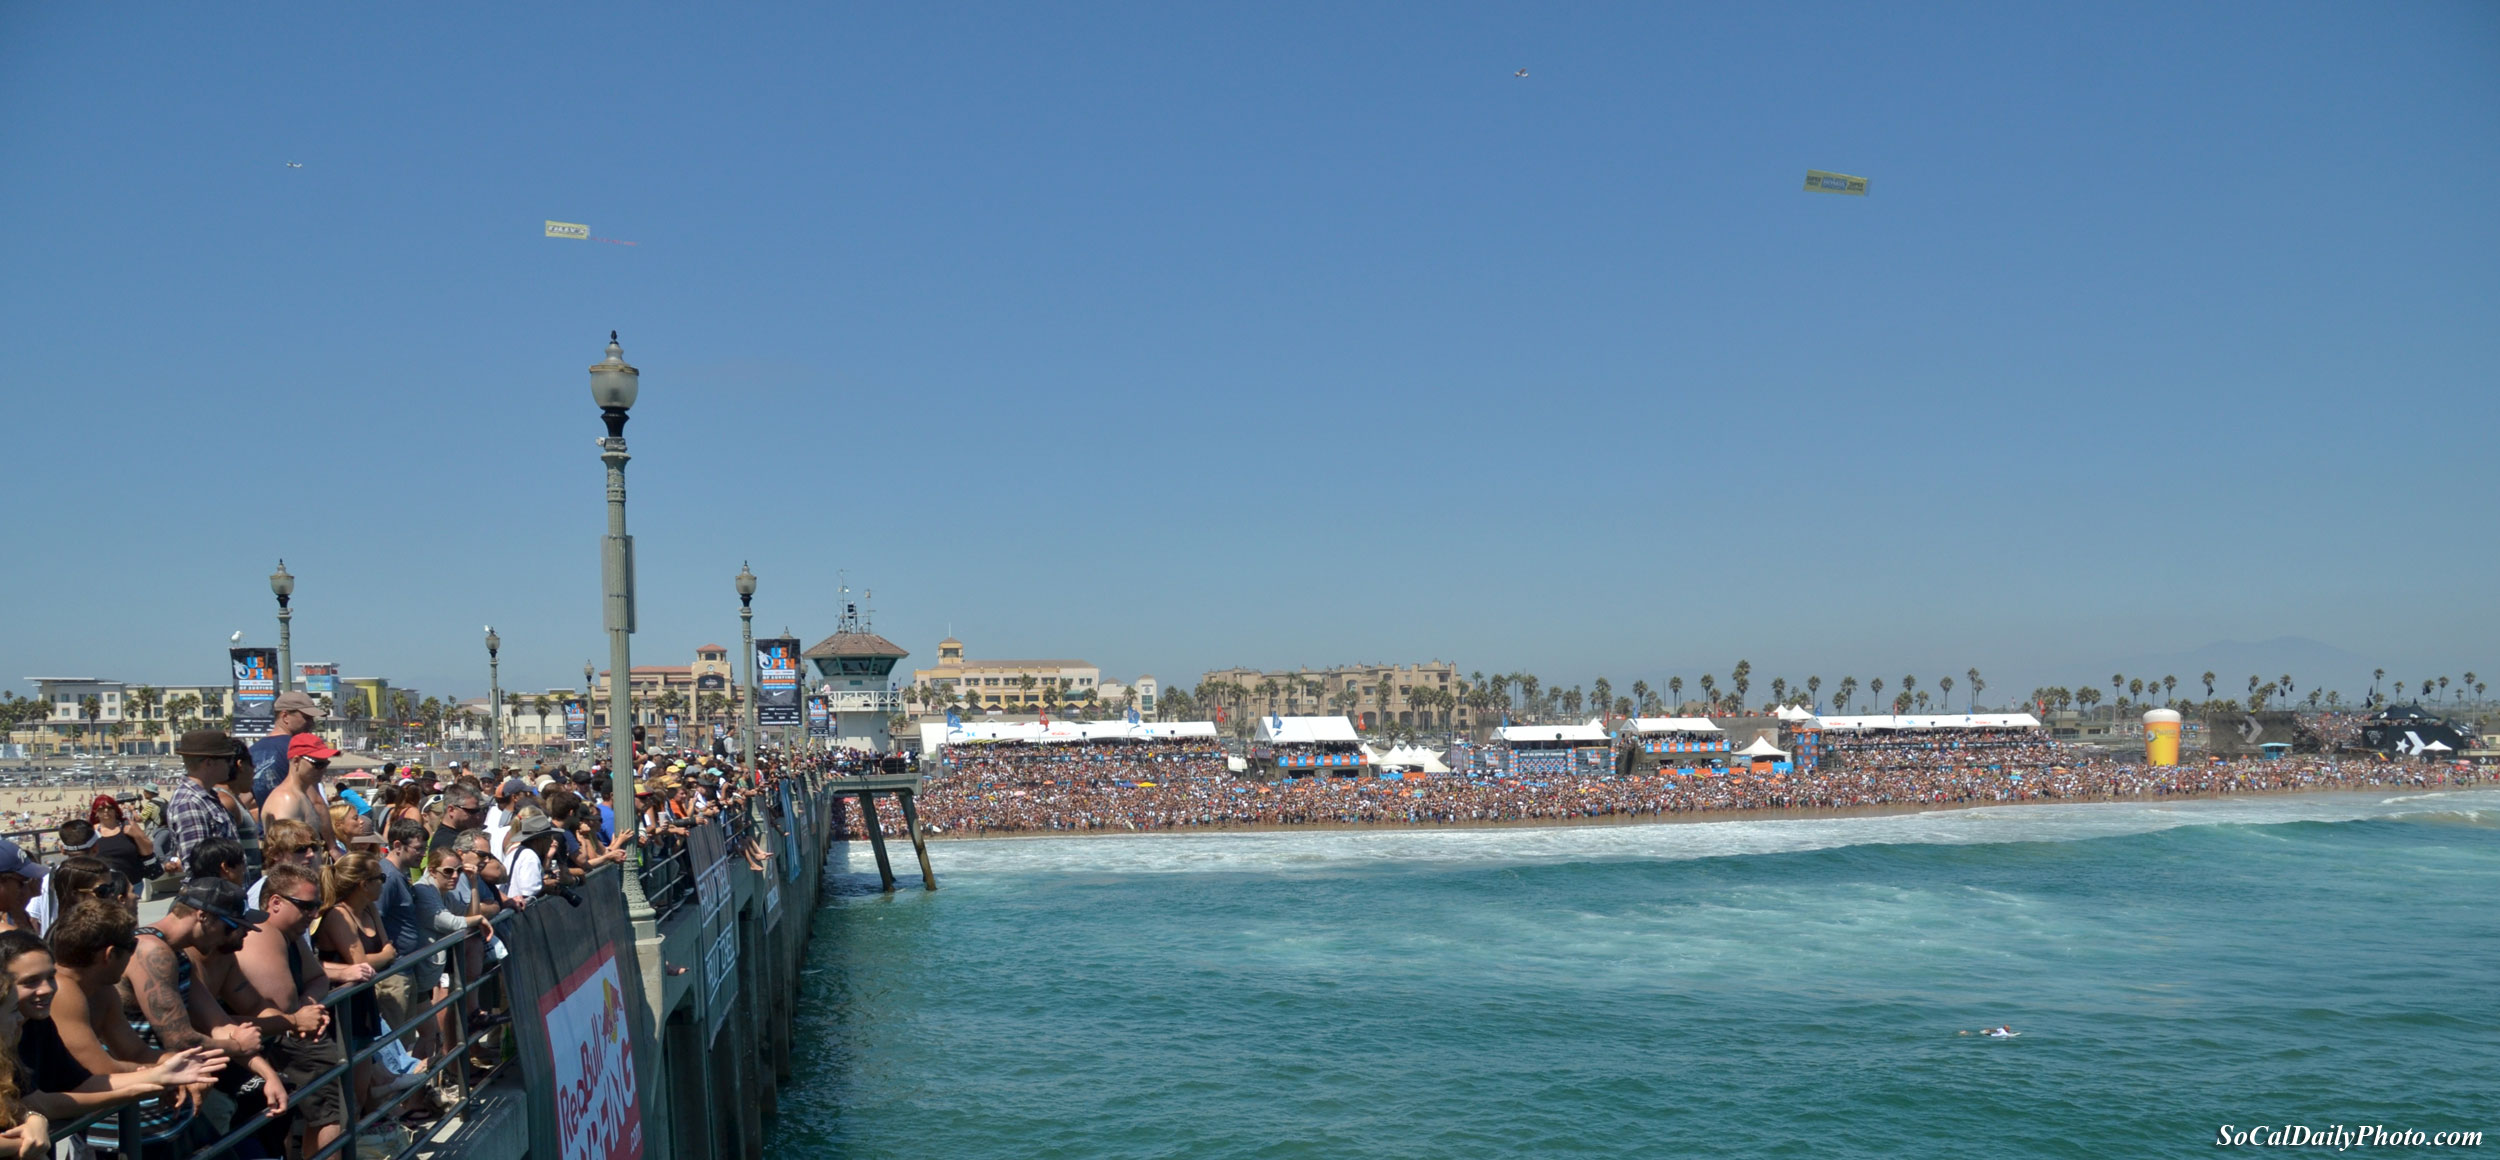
[{"xmin": 46, "ymin": 893, "xmax": 521, "ymax": 1160}]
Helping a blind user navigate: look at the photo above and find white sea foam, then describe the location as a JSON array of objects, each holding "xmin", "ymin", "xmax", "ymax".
[{"xmin": 831, "ymin": 789, "xmax": 2500, "ymax": 879}]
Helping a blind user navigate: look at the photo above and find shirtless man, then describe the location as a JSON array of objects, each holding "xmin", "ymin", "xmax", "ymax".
[
  {"xmin": 258, "ymin": 734, "xmax": 340, "ymax": 853},
  {"xmin": 119, "ymin": 879, "xmax": 289, "ymax": 1118},
  {"xmin": 45, "ymin": 900, "xmax": 231, "ymax": 1123},
  {"xmin": 237, "ymin": 862, "xmax": 350, "ymax": 1156}
]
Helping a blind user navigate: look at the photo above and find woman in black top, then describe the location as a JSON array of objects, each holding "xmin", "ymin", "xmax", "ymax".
[
  {"xmin": 0, "ymin": 931, "xmax": 221, "ymax": 1133},
  {"xmin": 85, "ymin": 797, "xmax": 153, "ymax": 891}
]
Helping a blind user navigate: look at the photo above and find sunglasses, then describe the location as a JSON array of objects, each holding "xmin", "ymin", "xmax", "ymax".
[{"xmin": 275, "ymin": 893, "xmax": 321, "ymax": 911}]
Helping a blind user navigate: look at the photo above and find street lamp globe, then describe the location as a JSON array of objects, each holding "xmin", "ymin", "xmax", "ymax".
[
  {"xmin": 589, "ymin": 331, "xmax": 639, "ymax": 436},
  {"xmin": 270, "ymin": 561, "xmax": 294, "ymax": 601},
  {"xmin": 485, "ymin": 626, "xmax": 500, "ymax": 657},
  {"xmin": 735, "ymin": 563, "xmax": 756, "ymax": 603}
]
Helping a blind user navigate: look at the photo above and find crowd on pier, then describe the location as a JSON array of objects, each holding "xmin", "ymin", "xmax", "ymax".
[
  {"xmin": 0, "ymin": 691, "xmax": 798, "ymax": 1160},
  {"xmin": 886, "ymin": 735, "xmax": 2488, "ymax": 837}
]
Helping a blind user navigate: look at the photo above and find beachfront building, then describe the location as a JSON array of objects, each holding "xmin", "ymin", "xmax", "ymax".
[
  {"xmin": 910, "ymin": 637, "xmax": 1102, "ymax": 715},
  {"xmin": 1624, "ymin": 717, "xmax": 1730, "ymax": 776},
  {"xmin": 1252, "ymin": 715, "xmax": 1366, "ymax": 778},
  {"xmin": 1199, "ymin": 662, "xmax": 1465, "ymax": 732},
  {"xmin": 1495, "ymin": 721, "xmax": 1618, "ymax": 778},
  {"xmin": 592, "ymin": 645, "xmax": 741, "ymax": 736}
]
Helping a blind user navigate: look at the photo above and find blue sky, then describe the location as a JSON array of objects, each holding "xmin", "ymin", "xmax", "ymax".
[{"xmin": 3, "ymin": 2, "xmax": 2493, "ymax": 705}]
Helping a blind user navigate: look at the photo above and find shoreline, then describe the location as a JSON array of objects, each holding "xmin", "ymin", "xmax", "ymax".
[{"xmin": 901, "ymin": 775, "xmax": 2493, "ymax": 844}]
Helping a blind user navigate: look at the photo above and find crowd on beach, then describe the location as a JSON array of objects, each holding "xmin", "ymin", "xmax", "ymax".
[
  {"xmin": 0, "ymin": 689, "xmax": 797, "ymax": 1160},
  {"xmin": 891, "ymin": 732, "xmax": 2489, "ymax": 837}
]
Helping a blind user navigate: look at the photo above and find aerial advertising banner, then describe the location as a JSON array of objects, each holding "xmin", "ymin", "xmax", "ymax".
[
  {"xmin": 756, "ymin": 637, "xmax": 802, "ymax": 727},
  {"xmin": 545, "ymin": 220, "xmax": 590, "ymax": 239},
  {"xmin": 230, "ymin": 648, "xmax": 278, "ymax": 737},
  {"xmin": 1803, "ymin": 169, "xmax": 1869, "ymax": 195}
]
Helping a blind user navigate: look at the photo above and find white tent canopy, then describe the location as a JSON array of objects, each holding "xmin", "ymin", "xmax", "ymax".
[
  {"xmin": 1257, "ymin": 715, "xmax": 1359, "ymax": 745},
  {"xmin": 1366, "ymin": 744, "xmax": 1452, "ymax": 773},
  {"xmin": 1626, "ymin": 717, "xmax": 1724, "ymax": 735},
  {"xmin": 1813, "ymin": 713, "xmax": 2042, "ymax": 732},
  {"xmin": 1497, "ymin": 721, "xmax": 1611, "ymax": 745},
  {"xmin": 921, "ymin": 718, "xmax": 1221, "ymax": 753},
  {"xmin": 1734, "ymin": 736, "xmax": 1790, "ymax": 758}
]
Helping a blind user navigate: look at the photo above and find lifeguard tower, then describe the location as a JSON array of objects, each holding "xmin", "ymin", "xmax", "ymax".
[{"xmin": 802, "ymin": 599, "xmax": 909, "ymax": 752}]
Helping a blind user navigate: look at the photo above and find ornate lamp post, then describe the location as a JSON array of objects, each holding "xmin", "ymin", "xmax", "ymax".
[
  {"xmin": 484, "ymin": 627, "xmax": 502, "ymax": 761},
  {"xmin": 269, "ymin": 561, "xmax": 295, "ymax": 693},
  {"xmin": 590, "ymin": 332, "xmax": 655, "ymax": 925},
  {"xmin": 736, "ymin": 563, "xmax": 758, "ymax": 768}
]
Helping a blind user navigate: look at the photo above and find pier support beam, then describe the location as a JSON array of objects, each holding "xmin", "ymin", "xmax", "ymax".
[
  {"xmin": 898, "ymin": 789, "xmax": 937, "ymax": 891},
  {"xmin": 857, "ymin": 791, "xmax": 897, "ymax": 892}
]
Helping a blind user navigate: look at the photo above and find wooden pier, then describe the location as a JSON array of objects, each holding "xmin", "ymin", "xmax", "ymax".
[{"xmin": 827, "ymin": 771, "xmax": 936, "ymax": 891}]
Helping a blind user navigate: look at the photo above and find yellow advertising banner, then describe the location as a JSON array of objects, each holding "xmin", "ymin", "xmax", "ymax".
[
  {"xmin": 1803, "ymin": 170, "xmax": 1869, "ymax": 196},
  {"xmin": 545, "ymin": 220, "xmax": 591, "ymax": 239}
]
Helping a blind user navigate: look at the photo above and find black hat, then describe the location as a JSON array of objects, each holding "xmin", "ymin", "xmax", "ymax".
[
  {"xmin": 175, "ymin": 878, "xmax": 268, "ymax": 929},
  {"xmin": 175, "ymin": 729, "xmax": 236, "ymax": 757}
]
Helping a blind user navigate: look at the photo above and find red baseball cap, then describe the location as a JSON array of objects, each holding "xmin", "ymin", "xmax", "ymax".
[{"xmin": 288, "ymin": 733, "xmax": 342, "ymax": 761}]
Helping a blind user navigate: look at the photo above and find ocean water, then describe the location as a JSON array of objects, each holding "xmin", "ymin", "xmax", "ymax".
[{"xmin": 770, "ymin": 791, "xmax": 2500, "ymax": 1157}]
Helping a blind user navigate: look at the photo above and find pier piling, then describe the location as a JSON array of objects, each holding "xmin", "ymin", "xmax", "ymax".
[
  {"xmin": 898, "ymin": 789, "xmax": 938, "ymax": 890},
  {"xmin": 857, "ymin": 790, "xmax": 897, "ymax": 891}
]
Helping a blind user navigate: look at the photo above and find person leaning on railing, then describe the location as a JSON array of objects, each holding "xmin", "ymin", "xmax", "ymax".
[
  {"xmin": 122, "ymin": 879, "xmax": 292, "ymax": 1132},
  {"xmin": 235, "ymin": 862, "xmax": 349, "ymax": 1158},
  {"xmin": 47, "ymin": 899, "xmax": 231, "ymax": 1153},
  {"xmin": 3, "ymin": 929, "xmax": 224, "ymax": 1159}
]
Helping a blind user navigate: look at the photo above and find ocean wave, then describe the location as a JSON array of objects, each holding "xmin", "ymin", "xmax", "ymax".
[{"xmin": 829, "ymin": 789, "xmax": 2500, "ymax": 879}]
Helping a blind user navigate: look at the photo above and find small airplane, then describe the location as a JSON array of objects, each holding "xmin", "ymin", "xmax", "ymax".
[
  {"xmin": 285, "ymin": 162, "xmax": 303, "ymax": 169},
  {"xmin": 1514, "ymin": 68, "xmax": 1528, "ymax": 78}
]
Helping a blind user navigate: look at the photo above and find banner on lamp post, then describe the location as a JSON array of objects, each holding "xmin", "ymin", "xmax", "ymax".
[
  {"xmin": 806, "ymin": 697, "xmax": 831, "ymax": 738},
  {"xmin": 756, "ymin": 637, "xmax": 802, "ymax": 727},
  {"xmin": 564, "ymin": 701, "xmax": 588, "ymax": 742},
  {"xmin": 230, "ymin": 648, "xmax": 278, "ymax": 737}
]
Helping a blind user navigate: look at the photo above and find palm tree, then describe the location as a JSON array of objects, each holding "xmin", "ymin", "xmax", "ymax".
[
  {"xmin": 78, "ymin": 695, "xmax": 103, "ymax": 753},
  {"xmin": 2437, "ymin": 675, "xmax": 2450, "ymax": 702},
  {"xmin": 1806, "ymin": 675, "xmax": 1823, "ymax": 711},
  {"xmin": 1516, "ymin": 674, "xmax": 1542, "ymax": 722},
  {"xmin": 1966, "ymin": 668, "xmax": 1982, "ymax": 712},
  {"xmin": 2128, "ymin": 678, "xmax": 2143, "ymax": 703},
  {"xmin": 2204, "ymin": 671, "xmax": 2219, "ymax": 699},
  {"xmin": 1834, "ymin": 677, "xmax": 1855, "ymax": 713},
  {"xmin": 1667, "ymin": 677, "xmax": 1684, "ymax": 712},
  {"xmin": 126, "ymin": 685, "xmax": 161, "ymax": 752},
  {"xmin": 1591, "ymin": 678, "xmax": 1613, "ymax": 722},
  {"xmin": 1914, "ymin": 691, "xmax": 1930, "ymax": 712},
  {"xmin": 2162, "ymin": 674, "xmax": 2177, "ymax": 704},
  {"xmin": 1769, "ymin": 677, "xmax": 1787, "ymax": 708},
  {"xmin": 1697, "ymin": 675, "xmax": 1717, "ymax": 713},
  {"xmin": 1631, "ymin": 680, "xmax": 1650, "ymax": 716},
  {"xmin": 1901, "ymin": 675, "xmax": 1916, "ymax": 708},
  {"xmin": 1937, "ymin": 676, "xmax": 1953, "ymax": 711},
  {"xmin": 1731, "ymin": 661, "xmax": 1751, "ymax": 709},
  {"xmin": 1868, "ymin": 678, "xmax": 1884, "ymax": 714}
]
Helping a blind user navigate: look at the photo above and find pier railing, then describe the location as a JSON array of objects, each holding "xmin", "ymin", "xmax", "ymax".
[{"xmin": 39, "ymin": 900, "xmax": 519, "ymax": 1160}]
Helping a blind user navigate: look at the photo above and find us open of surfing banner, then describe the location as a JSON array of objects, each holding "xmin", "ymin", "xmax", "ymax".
[
  {"xmin": 538, "ymin": 943, "xmax": 641, "ymax": 1160},
  {"xmin": 756, "ymin": 637, "xmax": 802, "ymax": 727},
  {"xmin": 565, "ymin": 701, "xmax": 588, "ymax": 742},
  {"xmin": 806, "ymin": 696, "xmax": 831, "ymax": 737},
  {"xmin": 230, "ymin": 648, "xmax": 277, "ymax": 737}
]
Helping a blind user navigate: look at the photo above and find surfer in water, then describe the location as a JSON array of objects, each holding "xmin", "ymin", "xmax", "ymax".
[{"xmin": 1958, "ymin": 1026, "xmax": 2019, "ymax": 1038}]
